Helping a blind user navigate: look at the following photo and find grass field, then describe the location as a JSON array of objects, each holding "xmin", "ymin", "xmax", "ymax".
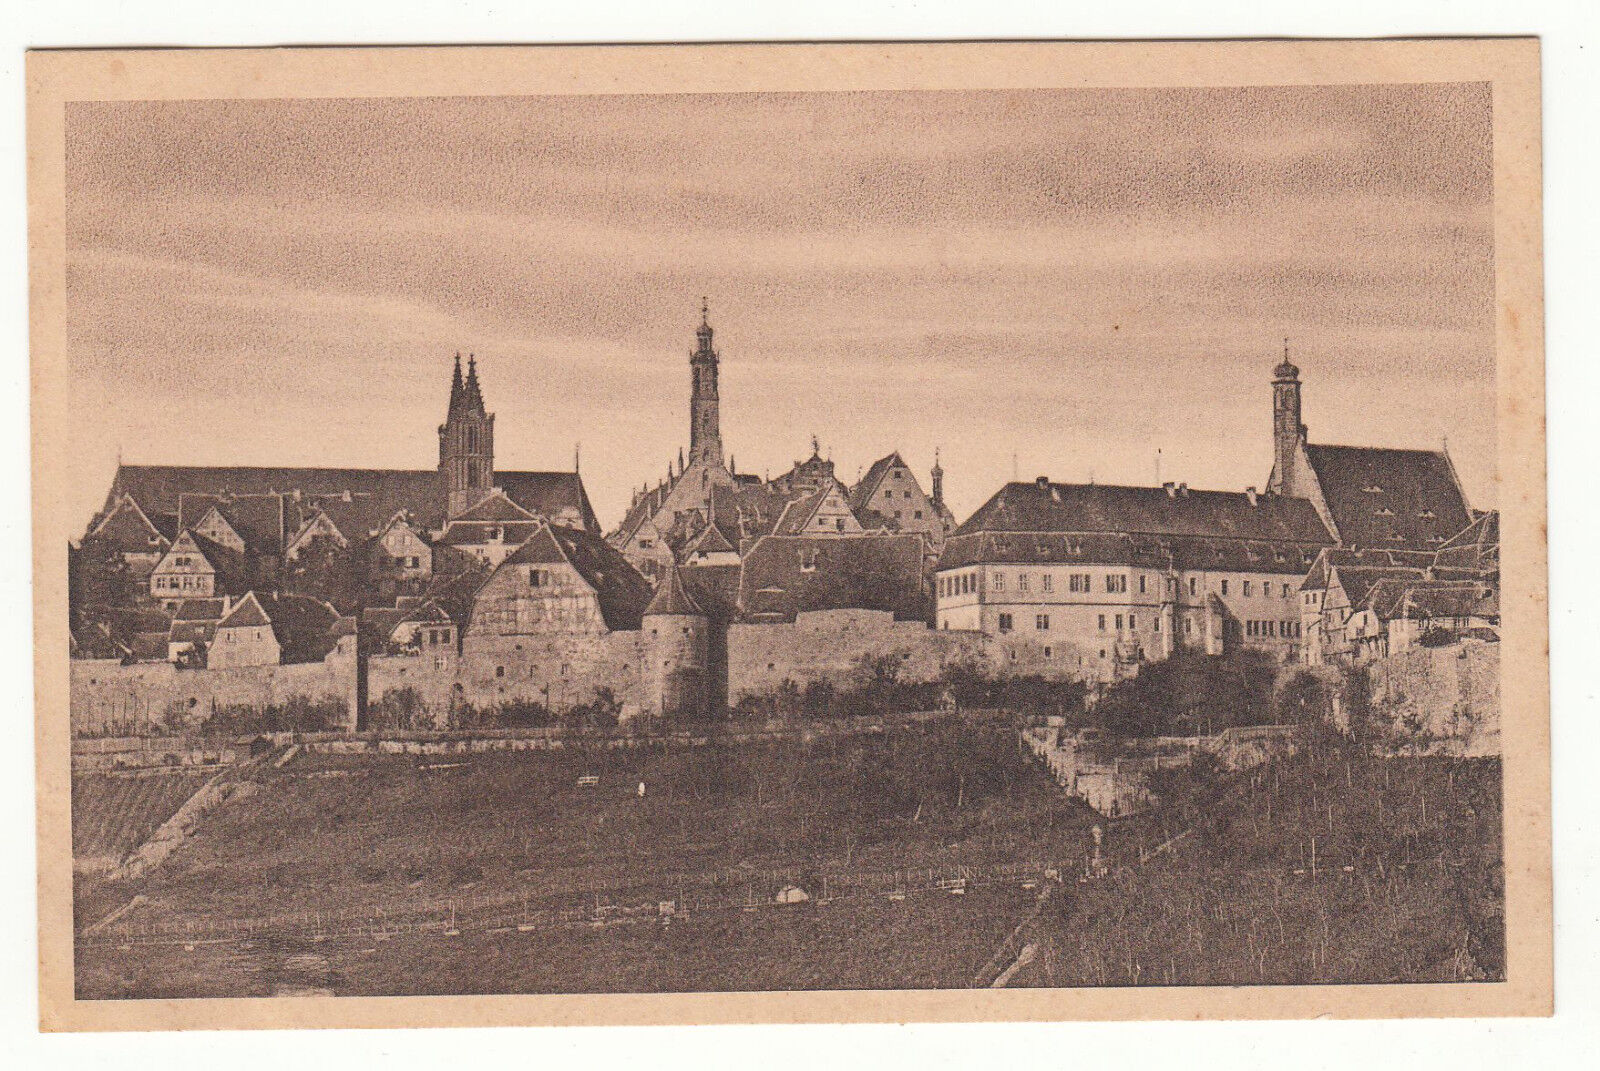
[
  {"xmin": 1014, "ymin": 737, "xmax": 1504, "ymax": 987},
  {"xmin": 76, "ymin": 718, "xmax": 1097, "ymax": 996}
]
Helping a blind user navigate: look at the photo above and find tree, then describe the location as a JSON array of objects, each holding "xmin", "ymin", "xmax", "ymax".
[
  {"xmin": 283, "ymin": 534, "xmax": 373, "ymax": 613},
  {"xmin": 68, "ymin": 538, "xmax": 140, "ymax": 617}
]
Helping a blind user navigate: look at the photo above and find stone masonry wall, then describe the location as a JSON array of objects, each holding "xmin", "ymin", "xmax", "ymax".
[
  {"xmin": 70, "ymin": 644, "xmax": 358, "ymax": 736},
  {"xmin": 1365, "ymin": 641, "xmax": 1500, "ymax": 756},
  {"xmin": 727, "ymin": 609, "xmax": 995, "ymax": 702}
]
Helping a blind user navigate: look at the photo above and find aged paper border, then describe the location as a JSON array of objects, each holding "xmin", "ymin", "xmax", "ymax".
[{"xmin": 29, "ymin": 38, "xmax": 1548, "ymax": 1031}]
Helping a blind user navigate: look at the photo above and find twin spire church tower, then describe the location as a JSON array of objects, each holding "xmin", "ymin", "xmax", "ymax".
[{"xmin": 438, "ymin": 354, "xmax": 496, "ymax": 519}]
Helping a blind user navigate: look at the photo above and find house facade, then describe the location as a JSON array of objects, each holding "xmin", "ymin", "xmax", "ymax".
[{"xmin": 936, "ymin": 480, "xmax": 1330, "ymax": 683}]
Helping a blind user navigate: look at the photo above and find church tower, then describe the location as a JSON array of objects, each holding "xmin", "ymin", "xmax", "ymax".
[
  {"xmin": 1267, "ymin": 341, "xmax": 1306, "ymax": 497},
  {"xmin": 688, "ymin": 299, "xmax": 724, "ymax": 467},
  {"xmin": 438, "ymin": 353, "xmax": 495, "ymax": 519}
]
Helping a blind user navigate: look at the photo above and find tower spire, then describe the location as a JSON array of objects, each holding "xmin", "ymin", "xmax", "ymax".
[{"xmin": 688, "ymin": 297, "xmax": 724, "ymax": 469}]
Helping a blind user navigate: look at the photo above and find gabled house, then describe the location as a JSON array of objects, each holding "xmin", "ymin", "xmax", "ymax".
[
  {"xmin": 434, "ymin": 488, "xmax": 545, "ymax": 567},
  {"xmin": 467, "ymin": 523, "xmax": 653, "ymax": 639},
  {"xmin": 772, "ymin": 485, "xmax": 866, "ymax": 538},
  {"xmin": 848, "ymin": 451, "xmax": 955, "ymax": 549},
  {"xmin": 82, "ymin": 493, "xmax": 172, "ymax": 576},
  {"xmin": 365, "ymin": 511, "xmax": 434, "ymax": 597},
  {"xmin": 208, "ymin": 592, "xmax": 281, "ymax": 668},
  {"xmin": 362, "ymin": 598, "xmax": 457, "ymax": 655},
  {"xmin": 148, "ymin": 530, "xmax": 248, "ymax": 610}
]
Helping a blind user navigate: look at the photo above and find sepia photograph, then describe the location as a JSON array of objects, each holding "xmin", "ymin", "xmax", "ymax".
[{"xmin": 28, "ymin": 40, "xmax": 1548, "ymax": 1028}]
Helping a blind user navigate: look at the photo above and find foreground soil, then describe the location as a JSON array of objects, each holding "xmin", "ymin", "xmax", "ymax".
[{"xmin": 76, "ymin": 720, "xmax": 1090, "ymax": 996}]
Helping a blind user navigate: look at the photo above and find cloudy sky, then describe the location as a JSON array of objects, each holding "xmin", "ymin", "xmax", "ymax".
[{"xmin": 65, "ymin": 85, "xmax": 1495, "ymax": 533}]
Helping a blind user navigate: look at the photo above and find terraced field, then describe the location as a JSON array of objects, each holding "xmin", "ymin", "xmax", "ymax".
[
  {"xmin": 76, "ymin": 718, "xmax": 1101, "ymax": 996},
  {"xmin": 72, "ymin": 771, "xmax": 212, "ymax": 869}
]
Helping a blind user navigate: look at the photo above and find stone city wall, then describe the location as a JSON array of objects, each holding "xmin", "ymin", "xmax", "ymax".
[
  {"xmin": 70, "ymin": 647, "xmax": 357, "ymax": 736},
  {"xmin": 726, "ymin": 609, "xmax": 995, "ymax": 702}
]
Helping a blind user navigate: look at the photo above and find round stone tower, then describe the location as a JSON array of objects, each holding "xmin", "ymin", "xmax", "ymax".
[{"xmin": 642, "ymin": 564, "xmax": 709, "ymax": 719}]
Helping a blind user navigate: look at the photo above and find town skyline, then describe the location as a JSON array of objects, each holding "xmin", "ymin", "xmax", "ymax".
[{"xmin": 65, "ymin": 85, "xmax": 1495, "ymax": 537}]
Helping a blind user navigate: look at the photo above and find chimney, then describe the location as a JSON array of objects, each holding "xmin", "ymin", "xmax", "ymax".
[
  {"xmin": 1177, "ymin": 482, "xmax": 1189, "ymax": 497},
  {"xmin": 1245, "ymin": 486, "xmax": 1258, "ymax": 506},
  {"xmin": 1163, "ymin": 482, "xmax": 1176, "ymax": 498},
  {"xmin": 1035, "ymin": 476, "xmax": 1050, "ymax": 491}
]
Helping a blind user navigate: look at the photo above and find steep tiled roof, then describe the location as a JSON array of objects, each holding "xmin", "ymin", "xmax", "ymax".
[
  {"xmin": 1364, "ymin": 578, "xmax": 1497, "ymax": 622},
  {"xmin": 500, "ymin": 524, "xmax": 654, "ymax": 632},
  {"xmin": 105, "ymin": 464, "xmax": 595, "ymax": 536},
  {"xmin": 1299, "ymin": 546, "xmax": 1439, "ymax": 592},
  {"xmin": 178, "ymin": 493, "xmax": 287, "ymax": 555},
  {"xmin": 737, "ymin": 533, "xmax": 929, "ymax": 623},
  {"xmin": 772, "ymin": 489, "xmax": 830, "ymax": 536},
  {"xmin": 451, "ymin": 488, "xmax": 538, "ymax": 523},
  {"xmin": 938, "ymin": 530, "xmax": 1322, "ymax": 575},
  {"xmin": 848, "ymin": 452, "xmax": 906, "ymax": 513},
  {"xmin": 956, "ymin": 481, "xmax": 1333, "ymax": 543},
  {"xmin": 255, "ymin": 592, "xmax": 342, "ymax": 663},
  {"xmin": 217, "ymin": 591, "xmax": 272, "ymax": 629},
  {"xmin": 1331, "ymin": 565, "xmax": 1429, "ymax": 608},
  {"xmin": 1302, "ymin": 445, "xmax": 1471, "ymax": 550},
  {"xmin": 172, "ymin": 598, "xmax": 227, "ymax": 623},
  {"xmin": 436, "ymin": 520, "xmax": 543, "ymax": 547},
  {"xmin": 1432, "ymin": 510, "xmax": 1499, "ymax": 574},
  {"xmin": 173, "ymin": 530, "xmax": 250, "ymax": 596},
  {"xmin": 85, "ymin": 495, "xmax": 168, "ymax": 554},
  {"xmin": 943, "ymin": 481, "xmax": 1331, "ymax": 574},
  {"xmin": 644, "ymin": 565, "xmax": 704, "ymax": 617}
]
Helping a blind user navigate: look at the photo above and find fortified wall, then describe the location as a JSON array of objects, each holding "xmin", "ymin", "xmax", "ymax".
[
  {"xmin": 726, "ymin": 609, "xmax": 996, "ymax": 702},
  {"xmin": 69, "ymin": 640, "xmax": 358, "ymax": 736},
  {"xmin": 367, "ymin": 625, "xmax": 709, "ymax": 726}
]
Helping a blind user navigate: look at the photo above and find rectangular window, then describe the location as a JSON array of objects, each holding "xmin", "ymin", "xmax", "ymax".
[
  {"xmin": 1282, "ymin": 583, "xmax": 1291, "ymax": 598},
  {"xmin": 1248, "ymin": 620, "xmax": 1257, "ymax": 637},
  {"xmin": 1138, "ymin": 575, "xmax": 1147, "ymax": 594},
  {"xmin": 1189, "ymin": 577, "xmax": 1197, "ymax": 596},
  {"xmin": 1221, "ymin": 579, "xmax": 1229, "ymax": 596},
  {"xmin": 1098, "ymin": 614, "xmax": 1106, "ymax": 630},
  {"xmin": 1266, "ymin": 620, "xmax": 1276, "ymax": 637},
  {"xmin": 913, "ymin": 510, "xmax": 923, "ymax": 520},
  {"xmin": 1185, "ymin": 619, "xmax": 1193, "ymax": 635},
  {"xmin": 998, "ymin": 613, "xmax": 1013, "ymax": 633},
  {"xmin": 1042, "ymin": 574, "xmax": 1053, "ymax": 593},
  {"xmin": 993, "ymin": 573, "xmax": 1005, "ymax": 592},
  {"xmin": 1129, "ymin": 614, "xmax": 1137, "ymax": 630},
  {"xmin": 1244, "ymin": 580, "xmax": 1253, "ymax": 597},
  {"xmin": 1035, "ymin": 614, "xmax": 1050, "ymax": 630},
  {"xmin": 1153, "ymin": 617, "xmax": 1160, "ymax": 633},
  {"xmin": 1106, "ymin": 574, "xmax": 1127, "ymax": 594},
  {"xmin": 1043, "ymin": 646, "xmax": 1053, "ymax": 658},
  {"xmin": 1018, "ymin": 574, "xmax": 1030, "ymax": 593},
  {"xmin": 1115, "ymin": 614, "xmax": 1123, "ymax": 630}
]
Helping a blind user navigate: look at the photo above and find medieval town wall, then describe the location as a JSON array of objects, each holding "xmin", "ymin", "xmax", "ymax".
[
  {"xmin": 457, "ymin": 631, "xmax": 652, "ymax": 719},
  {"xmin": 70, "ymin": 643, "xmax": 358, "ymax": 736},
  {"xmin": 727, "ymin": 610, "xmax": 999, "ymax": 702}
]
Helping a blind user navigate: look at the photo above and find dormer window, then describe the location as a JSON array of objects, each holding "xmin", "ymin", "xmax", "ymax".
[
  {"xmin": 1375, "ymin": 507, "xmax": 1395, "ymax": 516},
  {"xmin": 1419, "ymin": 509, "xmax": 1436, "ymax": 519},
  {"xmin": 1361, "ymin": 485, "xmax": 1384, "ymax": 493}
]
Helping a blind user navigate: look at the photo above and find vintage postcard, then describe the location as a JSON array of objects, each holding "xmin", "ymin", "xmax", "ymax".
[{"xmin": 29, "ymin": 40, "xmax": 1547, "ymax": 1029}]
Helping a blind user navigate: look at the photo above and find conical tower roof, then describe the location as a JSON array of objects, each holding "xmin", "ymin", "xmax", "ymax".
[{"xmin": 644, "ymin": 563, "xmax": 704, "ymax": 617}]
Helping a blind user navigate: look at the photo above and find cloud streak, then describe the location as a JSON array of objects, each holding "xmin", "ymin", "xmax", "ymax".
[{"xmin": 63, "ymin": 85, "xmax": 1495, "ymax": 535}]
